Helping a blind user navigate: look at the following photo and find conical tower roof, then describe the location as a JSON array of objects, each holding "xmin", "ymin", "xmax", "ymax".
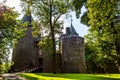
[
  {"xmin": 70, "ymin": 19, "xmax": 78, "ymax": 36},
  {"xmin": 22, "ymin": 0, "xmax": 33, "ymax": 26},
  {"xmin": 22, "ymin": 13, "xmax": 33, "ymax": 27},
  {"xmin": 22, "ymin": 14, "xmax": 32, "ymax": 23}
]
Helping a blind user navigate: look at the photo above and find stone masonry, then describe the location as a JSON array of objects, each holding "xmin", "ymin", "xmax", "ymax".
[{"xmin": 61, "ymin": 23, "xmax": 86, "ymax": 73}]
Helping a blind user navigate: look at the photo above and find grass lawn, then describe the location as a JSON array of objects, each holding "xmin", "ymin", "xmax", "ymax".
[{"xmin": 21, "ymin": 73, "xmax": 120, "ymax": 80}]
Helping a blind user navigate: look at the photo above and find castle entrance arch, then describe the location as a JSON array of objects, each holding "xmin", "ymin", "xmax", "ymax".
[{"xmin": 38, "ymin": 58, "xmax": 43, "ymax": 72}]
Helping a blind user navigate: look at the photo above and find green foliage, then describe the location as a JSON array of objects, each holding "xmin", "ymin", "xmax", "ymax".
[
  {"xmin": 1, "ymin": 61, "xmax": 13, "ymax": 73},
  {"xmin": 31, "ymin": 21, "xmax": 41, "ymax": 37},
  {"xmin": 0, "ymin": 2, "xmax": 25, "ymax": 72},
  {"xmin": 81, "ymin": 11, "xmax": 89, "ymax": 26},
  {"xmin": 84, "ymin": 0, "xmax": 120, "ymax": 73},
  {"xmin": 72, "ymin": 0, "xmax": 88, "ymax": 26},
  {"xmin": 38, "ymin": 37, "xmax": 53, "ymax": 54},
  {"xmin": 72, "ymin": 0, "xmax": 87, "ymax": 18}
]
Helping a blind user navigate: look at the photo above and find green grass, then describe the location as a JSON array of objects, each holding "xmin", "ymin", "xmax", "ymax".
[{"xmin": 21, "ymin": 73, "xmax": 120, "ymax": 80}]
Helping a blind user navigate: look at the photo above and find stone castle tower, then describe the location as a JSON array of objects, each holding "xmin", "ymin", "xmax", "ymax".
[
  {"xmin": 61, "ymin": 22, "xmax": 86, "ymax": 73},
  {"xmin": 11, "ymin": 14, "xmax": 37, "ymax": 71}
]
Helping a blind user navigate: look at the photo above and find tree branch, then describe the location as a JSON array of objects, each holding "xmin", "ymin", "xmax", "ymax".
[{"xmin": 53, "ymin": 13, "xmax": 62, "ymax": 28}]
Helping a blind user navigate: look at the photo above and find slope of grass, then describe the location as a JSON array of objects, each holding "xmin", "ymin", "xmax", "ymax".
[{"xmin": 21, "ymin": 73, "xmax": 120, "ymax": 80}]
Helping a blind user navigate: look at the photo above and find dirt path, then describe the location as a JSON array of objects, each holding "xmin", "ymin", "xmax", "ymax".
[{"xmin": 0, "ymin": 73, "xmax": 27, "ymax": 80}]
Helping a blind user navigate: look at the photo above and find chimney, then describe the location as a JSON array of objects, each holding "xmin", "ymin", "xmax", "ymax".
[{"xmin": 66, "ymin": 27, "xmax": 70, "ymax": 36}]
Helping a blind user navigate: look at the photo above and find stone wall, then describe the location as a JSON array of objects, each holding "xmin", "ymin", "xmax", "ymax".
[
  {"xmin": 61, "ymin": 36, "xmax": 86, "ymax": 73},
  {"xmin": 12, "ymin": 27, "xmax": 36, "ymax": 71}
]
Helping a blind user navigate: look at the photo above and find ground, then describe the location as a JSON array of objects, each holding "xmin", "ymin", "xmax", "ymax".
[
  {"xmin": 1, "ymin": 73, "xmax": 120, "ymax": 80},
  {"xmin": 21, "ymin": 73, "xmax": 120, "ymax": 80},
  {"xmin": 0, "ymin": 73, "xmax": 27, "ymax": 80}
]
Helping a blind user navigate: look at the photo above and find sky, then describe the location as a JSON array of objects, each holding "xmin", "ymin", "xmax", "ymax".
[{"xmin": 2, "ymin": 0, "xmax": 88, "ymax": 37}]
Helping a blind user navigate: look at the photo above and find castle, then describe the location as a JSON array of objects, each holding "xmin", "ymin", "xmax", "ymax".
[{"xmin": 11, "ymin": 14, "xmax": 86, "ymax": 73}]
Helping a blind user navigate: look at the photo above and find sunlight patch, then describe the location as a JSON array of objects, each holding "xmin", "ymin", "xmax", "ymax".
[{"xmin": 23, "ymin": 73, "xmax": 74, "ymax": 80}]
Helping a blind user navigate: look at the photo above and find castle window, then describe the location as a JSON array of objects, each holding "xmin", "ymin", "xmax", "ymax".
[{"xmin": 39, "ymin": 50, "xmax": 42, "ymax": 55}]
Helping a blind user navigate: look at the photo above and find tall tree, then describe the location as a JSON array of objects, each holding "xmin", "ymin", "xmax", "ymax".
[
  {"xmin": 0, "ymin": 2, "xmax": 24, "ymax": 72},
  {"xmin": 21, "ymin": 0, "xmax": 71, "ymax": 73},
  {"xmin": 86, "ymin": 0, "xmax": 120, "ymax": 73}
]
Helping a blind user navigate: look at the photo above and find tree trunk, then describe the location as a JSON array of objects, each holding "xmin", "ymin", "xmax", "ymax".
[{"xmin": 50, "ymin": 0, "xmax": 56, "ymax": 74}]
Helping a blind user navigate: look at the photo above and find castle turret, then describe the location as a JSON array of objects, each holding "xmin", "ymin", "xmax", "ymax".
[
  {"xmin": 70, "ymin": 22, "xmax": 78, "ymax": 36},
  {"xmin": 61, "ymin": 20, "xmax": 86, "ymax": 73},
  {"xmin": 11, "ymin": 13, "xmax": 36, "ymax": 72},
  {"xmin": 11, "ymin": 2, "xmax": 37, "ymax": 72}
]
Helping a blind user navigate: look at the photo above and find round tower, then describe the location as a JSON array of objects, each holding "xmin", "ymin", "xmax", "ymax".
[
  {"xmin": 11, "ymin": 14, "xmax": 36, "ymax": 72},
  {"xmin": 61, "ymin": 21, "xmax": 86, "ymax": 73}
]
